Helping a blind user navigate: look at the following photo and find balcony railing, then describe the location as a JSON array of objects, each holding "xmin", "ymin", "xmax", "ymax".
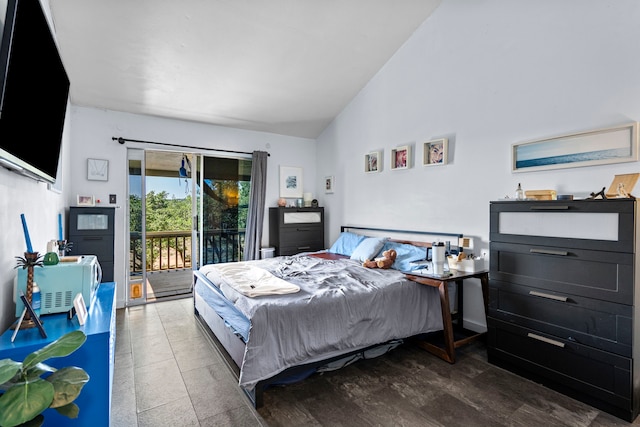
[{"xmin": 130, "ymin": 229, "xmax": 245, "ymax": 273}]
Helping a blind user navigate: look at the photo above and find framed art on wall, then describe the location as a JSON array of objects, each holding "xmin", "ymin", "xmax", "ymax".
[
  {"xmin": 365, "ymin": 151, "xmax": 381, "ymax": 173},
  {"xmin": 423, "ymin": 138, "xmax": 448, "ymax": 166},
  {"xmin": 87, "ymin": 158, "xmax": 109, "ymax": 181},
  {"xmin": 77, "ymin": 195, "xmax": 95, "ymax": 207},
  {"xmin": 391, "ymin": 145, "xmax": 410, "ymax": 170},
  {"xmin": 279, "ymin": 166, "xmax": 303, "ymax": 198},
  {"xmin": 512, "ymin": 122, "xmax": 639, "ymax": 173},
  {"xmin": 325, "ymin": 176, "xmax": 334, "ymax": 193}
]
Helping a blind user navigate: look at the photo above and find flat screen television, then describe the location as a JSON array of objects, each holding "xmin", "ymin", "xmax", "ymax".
[{"xmin": 0, "ymin": 0, "xmax": 69, "ymax": 184}]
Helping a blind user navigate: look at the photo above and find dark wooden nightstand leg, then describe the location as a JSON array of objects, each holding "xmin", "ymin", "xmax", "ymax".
[
  {"xmin": 439, "ymin": 280, "xmax": 456, "ymax": 363},
  {"xmin": 415, "ymin": 279, "xmax": 456, "ymax": 363}
]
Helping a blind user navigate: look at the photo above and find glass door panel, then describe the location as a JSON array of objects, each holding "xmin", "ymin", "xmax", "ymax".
[
  {"xmin": 127, "ymin": 148, "xmax": 146, "ymax": 305},
  {"xmin": 197, "ymin": 155, "xmax": 252, "ymax": 268}
]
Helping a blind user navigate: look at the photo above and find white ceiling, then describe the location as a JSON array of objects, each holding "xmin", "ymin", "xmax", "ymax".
[{"xmin": 49, "ymin": 1, "xmax": 441, "ymax": 139}]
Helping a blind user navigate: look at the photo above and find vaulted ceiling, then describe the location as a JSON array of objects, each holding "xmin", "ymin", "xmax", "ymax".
[{"xmin": 50, "ymin": 1, "xmax": 441, "ymax": 139}]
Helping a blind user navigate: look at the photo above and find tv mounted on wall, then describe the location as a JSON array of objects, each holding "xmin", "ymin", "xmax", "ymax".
[{"xmin": 0, "ymin": 0, "xmax": 69, "ymax": 184}]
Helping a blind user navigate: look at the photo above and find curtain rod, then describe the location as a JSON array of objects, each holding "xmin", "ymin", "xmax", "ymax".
[{"xmin": 112, "ymin": 136, "xmax": 270, "ymax": 156}]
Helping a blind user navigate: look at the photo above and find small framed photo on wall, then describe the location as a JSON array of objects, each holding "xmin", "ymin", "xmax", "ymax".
[
  {"xmin": 365, "ymin": 151, "xmax": 381, "ymax": 173},
  {"xmin": 423, "ymin": 138, "xmax": 448, "ymax": 166},
  {"xmin": 279, "ymin": 166, "xmax": 303, "ymax": 198},
  {"xmin": 77, "ymin": 195, "xmax": 95, "ymax": 207},
  {"xmin": 391, "ymin": 145, "xmax": 410, "ymax": 170},
  {"xmin": 325, "ymin": 176, "xmax": 334, "ymax": 193}
]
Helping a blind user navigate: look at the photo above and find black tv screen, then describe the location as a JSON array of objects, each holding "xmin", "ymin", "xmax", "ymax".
[{"xmin": 0, "ymin": 0, "xmax": 69, "ymax": 183}]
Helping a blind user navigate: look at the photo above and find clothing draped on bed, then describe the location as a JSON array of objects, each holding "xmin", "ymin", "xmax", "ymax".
[{"xmin": 198, "ymin": 254, "xmax": 443, "ymax": 391}]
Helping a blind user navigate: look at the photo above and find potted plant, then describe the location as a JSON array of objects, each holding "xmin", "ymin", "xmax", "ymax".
[{"xmin": 0, "ymin": 330, "xmax": 89, "ymax": 427}]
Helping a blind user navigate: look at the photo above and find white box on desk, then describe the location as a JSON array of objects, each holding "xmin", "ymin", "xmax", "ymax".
[{"xmin": 458, "ymin": 258, "xmax": 484, "ymax": 273}]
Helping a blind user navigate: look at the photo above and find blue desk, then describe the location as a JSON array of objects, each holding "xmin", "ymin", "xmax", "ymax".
[{"xmin": 0, "ymin": 282, "xmax": 116, "ymax": 427}]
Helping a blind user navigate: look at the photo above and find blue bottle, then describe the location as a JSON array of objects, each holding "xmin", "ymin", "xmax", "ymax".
[{"xmin": 32, "ymin": 282, "xmax": 41, "ymax": 318}]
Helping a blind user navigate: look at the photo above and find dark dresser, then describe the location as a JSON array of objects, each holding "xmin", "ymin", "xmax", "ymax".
[
  {"xmin": 488, "ymin": 199, "xmax": 639, "ymax": 421},
  {"xmin": 269, "ymin": 207, "xmax": 324, "ymax": 256},
  {"xmin": 68, "ymin": 207, "xmax": 115, "ymax": 282}
]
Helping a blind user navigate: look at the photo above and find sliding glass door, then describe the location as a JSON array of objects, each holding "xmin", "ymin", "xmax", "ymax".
[{"xmin": 126, "ymin": 148, "xmax": 251, "ymax": 305}]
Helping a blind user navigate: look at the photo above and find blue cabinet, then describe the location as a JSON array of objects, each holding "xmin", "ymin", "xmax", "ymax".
[{"xmin": 0, "ymin": 282, "xmax": 116, "ymax": 427}]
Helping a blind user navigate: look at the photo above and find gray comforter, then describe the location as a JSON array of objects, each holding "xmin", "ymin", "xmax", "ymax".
[{"xmin": 199, "ymin": 254, "xmax": 443, "ymax": 390}]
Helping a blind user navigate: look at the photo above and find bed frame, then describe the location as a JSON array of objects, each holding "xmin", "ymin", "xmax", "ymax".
[{"xmin": 193, "ymin": 226, "xmax": 464, "ymax": 407}]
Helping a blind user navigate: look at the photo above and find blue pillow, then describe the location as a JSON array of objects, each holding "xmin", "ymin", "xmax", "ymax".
[
  {"xmin": 328, "ymin": 232, "xmax": 366, "ymax": 256},
  {"xmin": 381, "ymin": 241, "xmax": 427, "ymax": 271},
  {"xmin": 350, "ymin": 237, "xmax": 387, "ymax": 262}
]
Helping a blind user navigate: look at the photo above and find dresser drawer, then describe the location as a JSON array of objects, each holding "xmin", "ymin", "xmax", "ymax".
[
  {"xmin": 490, "ymin": 200, "xmax": 635, "ymax": 252},
  {"xmin": 279, "ymin": 241, "xmax": 325, "ymax": 256},
  {"xmin": 279, "ymin": 226, "xmax": 323, "ymax": 245},
  {"xmin": 490, "ymin": 241, "xmax": 633, "ymax": 304},
  {"xmin": 489, "ymin": 281, "xmax": 632, "ymax": 356},
  {"xmin": 488, "ymin": 318, "xmax": 632, "ymax": 412}
]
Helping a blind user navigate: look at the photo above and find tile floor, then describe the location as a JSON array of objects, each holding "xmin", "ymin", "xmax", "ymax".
[{"xmin": 111, "ymin": 297, "xmax": 265, "ymax": 427}]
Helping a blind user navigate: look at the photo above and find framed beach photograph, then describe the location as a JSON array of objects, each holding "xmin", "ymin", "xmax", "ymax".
[
  {"xmin": 279, "ymin": 166, "xmax": 303, "ymax": 198},
  {"xmin": 391, "ymin": 145, "xmax": 410, "ymax": 170},
  {"xmin": 512, "ymin": 122, "xmax": 639, "ymax": 173},
  {"xmin": 325, "ymin": 176, "xmax": 334, "ymax": 193},
  {"xmin": 77, "ymin": 195, "xmax": 95, "ymax": 207},
  {"xmin": 365, "ymin": 151, "xmax": 381, "ymax": 173},
  {"xmin": 423, "ymin": 138, "xmax": 448, "ymax": 166}
]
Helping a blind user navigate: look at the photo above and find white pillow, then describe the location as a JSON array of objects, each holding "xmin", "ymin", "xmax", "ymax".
[{"xmin": 350, "ymin": 237, "xmax": 386, "ymax": 262}]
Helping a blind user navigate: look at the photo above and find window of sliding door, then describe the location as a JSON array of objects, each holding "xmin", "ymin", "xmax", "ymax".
[{"xmin": 198, "ymin": 155, "xmax": 252, "ymax": 267}]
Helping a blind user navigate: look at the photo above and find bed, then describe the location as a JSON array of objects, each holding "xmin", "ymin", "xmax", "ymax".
[{"xmin": 193, "ymin": 226, "xmax": 463, "ymax": 407}]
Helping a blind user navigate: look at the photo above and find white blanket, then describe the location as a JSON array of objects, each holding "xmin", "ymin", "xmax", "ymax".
[{"xmin": 214, "ymin": 263, "xmax": 300, "ymax": 297}]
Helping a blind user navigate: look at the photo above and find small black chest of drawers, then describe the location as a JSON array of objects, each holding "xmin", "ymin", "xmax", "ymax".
[
  {"xmin": 488, "ymin": 199, "xmax": 639, "ymax": 422},
  {"xmin": 69, "ymin": 206, "xmax": 115, "ymax": 282},
  {"xmin": 269, "ymin": 207, "xmax": 324, "ymax": 256}
]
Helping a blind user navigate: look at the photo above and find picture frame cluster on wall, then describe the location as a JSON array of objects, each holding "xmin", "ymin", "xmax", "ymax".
[{"xmin": 364, "ymin": 138, "xmax": 449, "ymax": 172}]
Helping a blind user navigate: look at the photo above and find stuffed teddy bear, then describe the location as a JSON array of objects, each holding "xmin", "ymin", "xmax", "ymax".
[{"xmin": 363, "ymin": 249, "xmax": 397, "ymax": 269}]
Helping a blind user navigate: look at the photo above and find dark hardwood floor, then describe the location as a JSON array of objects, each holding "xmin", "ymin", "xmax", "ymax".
[{"xmin": 256, "ymin": 338, "xmax": 639, "ymax": 427}]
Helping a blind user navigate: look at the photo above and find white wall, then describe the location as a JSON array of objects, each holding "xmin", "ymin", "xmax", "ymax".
[
  {"xmin": 317, "ymin": 0, "xmax": 640, "ymax": 331},
  {"xmin": 66, "ymin": 106, "xmax": 317, "ymax": 309}
]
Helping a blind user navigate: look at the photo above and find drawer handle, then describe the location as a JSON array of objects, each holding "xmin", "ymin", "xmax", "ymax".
[
  {"xmin": 527, "ymin": 333, "xmax": 565, "ymax": 348},
  {"xmin": 296, "ymin": 228, "xmax": 310, "ymax": 232},
  {"xmin": 530, "ymin": 248, "xmax": 568, "ymax": 256},
  {"xmin": 297, "ymin": 246, "xmax": 311, "ymax": 250},
  {"xmin": 529, "ymin": 205, "xmax": 570, "ymax": 211},
  {"xmin": 529, "ymin": 290, "xmax": 568, "ymax": 302}
]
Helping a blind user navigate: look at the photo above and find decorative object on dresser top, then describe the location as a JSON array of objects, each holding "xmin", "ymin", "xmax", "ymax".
[
  {"xmin": 488, "ymin": 199, "xmax": 640, "ymax": 422},
  {"xmin": 193, "ymin": 226, "xmax": 477, "ymax": 407}
]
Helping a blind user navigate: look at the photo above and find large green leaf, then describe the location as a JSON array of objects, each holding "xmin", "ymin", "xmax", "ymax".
[
  {"xmin": 46, "ymin": 367, "xmax": 89, "ymax": 408},
  {"xmin": 53, "ymin": 402, "xmax": 79, "ymax": 419},
  {"xmin": 0, "ymin": 379, "xmax": 54, "ymax": 427},
  {"xmin": 0, "ymin": 359, "xmax": 22, "ymax": 387},
  {"xmin": 22, "ymin": 331, "xmax": 86, "ymax": 370}
]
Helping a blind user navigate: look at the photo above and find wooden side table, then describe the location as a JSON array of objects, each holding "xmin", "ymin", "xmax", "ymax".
[{"xmin": 404, "ymin": 269, "xmax": 489, "ymax": 363}]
